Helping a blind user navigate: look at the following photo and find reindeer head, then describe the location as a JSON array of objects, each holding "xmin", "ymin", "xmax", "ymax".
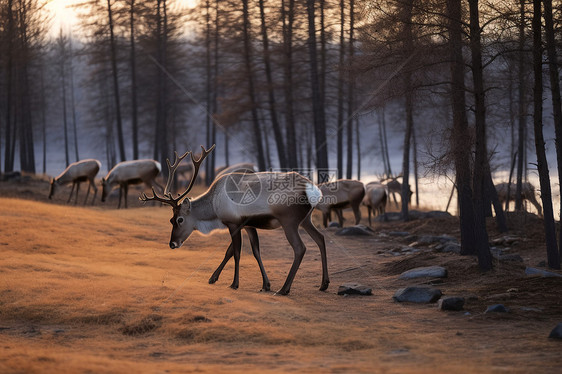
[
  {"xmin": 48, "ymin": 178, "xmax": 57, "ymax": 199},
  {"xmin": 140, "ymin": 145, "xmax": 215, "ymax": 249},
  {"xmin": 100, "ymin": 177, "xmax": 111, "ymax": 202}
]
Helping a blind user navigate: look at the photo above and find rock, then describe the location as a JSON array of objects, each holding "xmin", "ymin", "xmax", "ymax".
[
  {"xmin": 424, "ymin": 211, "xmax": 453, "ymax": 219},
  {"xmin": 548, "ymin": 323, "xmax": 562, "ymax": 339},
  {"xmin": 335, "ymin": 225, "xmax": 374, "ymax": 236},
  {"xmin": 438, "ymin": 296, "xmax": 465, "ymax": 311},
  {"xmin": 485, "ymin": 304, "xmax": 509, "ymax": 313},
  {"xmin": 375, "ymin": 212, "xmax": 402, "ymax": 222},
  {"xmin": 388, "ymin": 231, "xmax": 411, "ymax": 237},
  {"xmin": 525, "ymin": 267, "xmax": 562, "ymax": 278},
  {"xmin": 393, "ymin": 286, "xmax": 442, "ymax": 303},
  {"xmin": 399, "ymin": 266, "xmax": 448, "ymax": 280},
  {"xmin": 337, "ymin": 283, "xmax": 372, "ymax": 296},
  {"xmin": 328, "ymin": 221, "xmax": 341, "ymax": 228},
  {"xmin": 441, "ymin": 243, "xmax": 461, "ymax": 254}
]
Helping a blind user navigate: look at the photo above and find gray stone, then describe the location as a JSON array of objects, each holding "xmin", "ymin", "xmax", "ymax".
[
  {"xmin": 388, "ymin": 231, "xmax": 411, "ymax": 237},
  {"xmin": 335, "ymin": 225, "xmax": 374, "ymax": 236},
  {"xmin": 548, "ymin": 323, "xmax": 562, "ymax": 339},
  {"xmin": 438, "ymin": 296, "xmax": 465, "ymax": 311},
  {"xmin": 525, "ymin": 267, "xmax": 562, "ymax": 278},
  {"xmin": 337, "ymin": 283, "xmax": 372, "ymax": 296},
  {"xmin": 328, "ymin": 221, "xmax": 341, "ymax": 228},
  {"xmin": 441, "ymin": 243, "xmax": 461, "ymax": 254},
  {"xmin": 399, "ymin": 266, "xmax": 448, "ymax": 280},
  {"xmin": 393, "ymin": 286, "xmax": 442, "ymax": 303},
  {"xmin": 485, "ymin": 304, "xmax": 509, "ymax": 313}
]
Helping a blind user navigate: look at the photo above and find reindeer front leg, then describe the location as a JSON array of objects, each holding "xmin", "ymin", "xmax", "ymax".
[
  {"xmin": 245, "ymin": 227, "xmax": 270, "ymax": 292},
  {"xmin": 228, "ymin": 225, "xmax": 242, "ymax": 290},
  {"xmin": 209, "ymin": 241, "xmax": 235, "ymax": 284},
  {"xmin": 68, "ymin": 182, "xmax": 76, "ymax": 203}
]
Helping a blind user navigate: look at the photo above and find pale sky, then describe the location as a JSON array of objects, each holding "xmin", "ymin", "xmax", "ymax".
[{"xmin": 44, "ymin": 0, "xmax": 197, "ymax": 36}]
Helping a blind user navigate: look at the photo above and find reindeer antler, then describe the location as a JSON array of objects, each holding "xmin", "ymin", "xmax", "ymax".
[{"xmin": 140, "ymin": 144, "xmax": 216, "ymax": 208}]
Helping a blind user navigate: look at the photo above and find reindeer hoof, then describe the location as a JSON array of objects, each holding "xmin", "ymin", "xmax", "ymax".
[
  {"xmin": 274, "ymin": 289, "xmax": 290, "ymax": 296},
  {"xmin": 230, "ymin": 283, "xmax": 239, "ymax": 290},
  {"xmin": 319, "ymin": 280, "xmax": 330, "ymax": 291},
  {"xmin": 260, "ymin": 284, "xmax": 271, "ymax": 292},
  {"xmin": 208, "ymin": 275, "xmax": 218, "ymax": 284}
]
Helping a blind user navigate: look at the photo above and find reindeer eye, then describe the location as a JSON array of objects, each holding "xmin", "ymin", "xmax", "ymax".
[{"xmin": 176, "ymin": 217, "xmax": 184, "ymax": 225}]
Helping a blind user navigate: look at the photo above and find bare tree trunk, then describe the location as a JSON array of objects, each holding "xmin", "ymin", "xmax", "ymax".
[
  {"xmin": 534, "ymin": 0, "xmax": 560, "ymax": 269},
  {"xmin": 346, "ymin": 0, "xmax": 355, "ymax": 180},
  {"xmin": 281, "ymin": 0, "xmax": 297, "ymax": 170},
  {"xmin": 69, "ymin": 38, "xmax": 79, "ymax": 162},
  {"xmin": 259, "ymin": 0, "xmax": 286, "ymax": 169},
  {"xmin": 516, "ymin": 0, "xmax": 527, "ymax": 212},
  {"xmin": 447, "ymin": 0, "xmax": 477, "ymax": 256},
  {"xmin": 412, "ymin": 127, "xmax": 419, "ymax": 206},
  {"xmin": 242, "ymin": 0, "xmax": 266, "ymax": 171},
  {"xmin": 59, "ymin": 29, "xmax": 70, "ymax": 167},
  {"xmin": 306, "ymin": 0, "xmax": 329, "ymax": 182},
  {"xmin": 205, "ymin": 0, "xmax": 214, "ymax": 184},
  {"xmin": 469, "ymin": 0, "xmax": 492, "ymax": 271},
  {"xmin": 543, "ymin": 0, "xmax": 562, "ymax": 267},
  {"xmin": 337, "ymin": 0, "xmax": 345, "ymax": 179},
  {"xmin": 107, "ymin": 0, "xmax": 126, "ymax": 162},
  {"xmin": 40, "ymin": 67, "xmax": 47, "ymax": 174},
  {"xmin": 355, "ymin": 118, "xmax": 361, "ymax": 180},
  {"xmin": 130, "ymin": 0, "xmax": 139, "ymax": 160}
]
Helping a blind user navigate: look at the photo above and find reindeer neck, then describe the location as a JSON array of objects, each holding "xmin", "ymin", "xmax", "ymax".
[{"xmin": 190, "ymin": 191, "xmax": 217, "ymax": 221}]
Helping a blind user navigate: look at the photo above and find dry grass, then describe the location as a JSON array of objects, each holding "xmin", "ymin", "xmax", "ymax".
[{"xmin": 0, "ymin": 191, "xmax": 561, "ymax": 373}]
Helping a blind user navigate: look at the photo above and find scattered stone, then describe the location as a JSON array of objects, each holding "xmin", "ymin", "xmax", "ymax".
[
  {"xmin": 519, "ymin": 307, "xmax": 543, "ymax": 313},
  {"xmin": 335, "ymin": 225, "xmax": 374, "ymax": 236},
  {"xmin": 548, "ymin": 323, "xmax": 562, "ymax": 339},
  {"xmin": 375, "ymin": 212, "xmax": 402, "ymax": 222},
  {"xmin": 337, "ymin": 283, "xmax": 372, "ymax": 296},
  {"xmin": 393, "ymin": 286, "xmax": 442, "ymax": 303},
  {"xmin": 490, "ymin": 248, "xmax": 524, "ymax": 262},
  {"xmin": 388, "ymin": 231, "xmax": 411, "ymax": 237},
  {"xmin": 399, "ymin": 266, "xmax": 448, "ymax": 280},
  {"xmin": 441, "ymin": 243, "xmax": 461, "ymax": 254},
  {"xmin": 485, "ymin": 304, "xmax": 509, "ymax": 313},
  {"xmin": 415, "ymin": 235, "xmax": 457, "ymax": 245},
  {"xmin": 536, "ymin": 260, "xmax": 546, "ymax": 267},
  {"xmin": 525, "ymin": 267, "xmax": 562, "ymax": 278},
  {"xmin": 424, "ymin": 211, "xmax": 453, "ymax": 219},
  {"xmin": 328, "ymin": 221, "xmax": 341, "ymax": 228},
  {"xmin": 438, "ymin": 296, "xmax": 465, "ymax": 311}
]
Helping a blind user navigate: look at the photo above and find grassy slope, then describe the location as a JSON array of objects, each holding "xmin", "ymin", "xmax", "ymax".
[{"xmin": 0, "ymin": 198, "xmax": 560, "ymax": 373}]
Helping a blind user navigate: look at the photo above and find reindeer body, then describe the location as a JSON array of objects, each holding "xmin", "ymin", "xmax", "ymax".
[
  {"xmin": 363, "ymin": 182, "xmax": 387, "ymax": 226},
  {"xmin": 382, "ymin": 176, "xmax": 413, "ymax": 207},
  {"xmin": 102, "ymin": 159, "xmax": 163, "ymax": 209},
  {"xmin": 495, "ymin": 182, "xmax": 542, "ymax": 216},
  {"xmin": 141, "ymin": 146, "xmax": 329, "ymax": 295},
  {"xmin": 316, "ymin": 179, "xmax": 365, "ymax": 227},
  {"xmin": 49, "ymin": 159, "xmax": 101, "ymax": 205},
  {"xmin": 214, "ymin": 163, "xmax": 256, "ymax": 180}
]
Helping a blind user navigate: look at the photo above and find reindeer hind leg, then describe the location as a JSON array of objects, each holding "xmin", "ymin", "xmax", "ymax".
[
  {"xmin": 301, "ymin": 214, "xmax": 329, "ymax": 291},
  {"xmin": 245, "ymin": 227, "xmax": 270, "ymax": 292}
]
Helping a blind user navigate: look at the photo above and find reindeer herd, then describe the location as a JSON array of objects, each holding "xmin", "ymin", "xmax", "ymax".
[{"xmin": 43, "ymin": 146, "xmax": 544, "ymax": 294}]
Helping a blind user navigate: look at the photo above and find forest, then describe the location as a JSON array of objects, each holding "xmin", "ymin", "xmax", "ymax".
[{"xmin": 1, "ymin": 0, "xmax": 562, "ymax": 272}]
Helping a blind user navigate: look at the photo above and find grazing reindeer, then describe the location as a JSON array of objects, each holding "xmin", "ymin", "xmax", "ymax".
[
  {"xmin": 140, "ymin": 145, "xmax": 329, "ymax": 295},
  {"xmin": 495, "ymin": 182, "xmax": 542, "ymax": 216},
  {"xmin": 214, "ymin": 163, "xmax": 256, "ymax": 180},
  {"xmin": 49, "ymin": 159, "xmax": 101, "ymax": 205},
  {"xmin": 381, "ymin": 175, "xmax": 412, "ymax": 207},
  {"xmin": 316, "ymin": 179, "xmax": 365, "ymax": 228},
  {"xmin": 101, "ymin": 159, "xmax": 163, "ymax": 209},
  {"xmin": 362, "ymin": 182, "xmax": 388, "ymax": 226}
]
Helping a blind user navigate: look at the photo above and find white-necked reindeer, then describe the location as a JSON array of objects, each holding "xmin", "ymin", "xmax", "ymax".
[
  {"xmin": 362, "ymin": 182, "xmax": 387, "ymax": 226},
  {"xmin": 140, "ymin": 145, "xmax": 329, "ymax": 295},
  {"xmin": 316, "ymin": 179, "xmax": 365, "ymax": 228},
  {"xmin": 49, "ymin": 159, "xmax": 101, "ymax": 205},
  {"xmin": 102, "ymin": 159, "xmax": 163, "ymax": 209}
]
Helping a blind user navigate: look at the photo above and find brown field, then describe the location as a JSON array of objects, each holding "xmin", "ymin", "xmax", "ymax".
[{"xmin": 1, "ymin": 177, "xmax": 561, "ymax": 373}]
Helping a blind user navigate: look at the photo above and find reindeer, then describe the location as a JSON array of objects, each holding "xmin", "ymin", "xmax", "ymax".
[
  {"xmin": 495, "ymin": 182, "xmax": 542, "ymax": 216},
  {"xmin": 215, "ymin": 163, "xmax": 256, "ymax": 180},
  {"xmin": 140, "ymin": 145, "xmax": 329, "ymax": 295},
  {"xmin": 316, "ymin": 179, "xmax": 365, "ymax": 228},
  {"xmin": 49, "ymin": 159, "xmax": 101, "ymax": 205},
  {"xmin": 101, "ymin": 159, "xmax": 163, "ymax": 209},
  {"xmin": 362, "ymin": 182, "xmax": 387, "ymax": 226},
  {"xmin": 381, "ymin": 175, "xmax": 413, "ymax": 207}
]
